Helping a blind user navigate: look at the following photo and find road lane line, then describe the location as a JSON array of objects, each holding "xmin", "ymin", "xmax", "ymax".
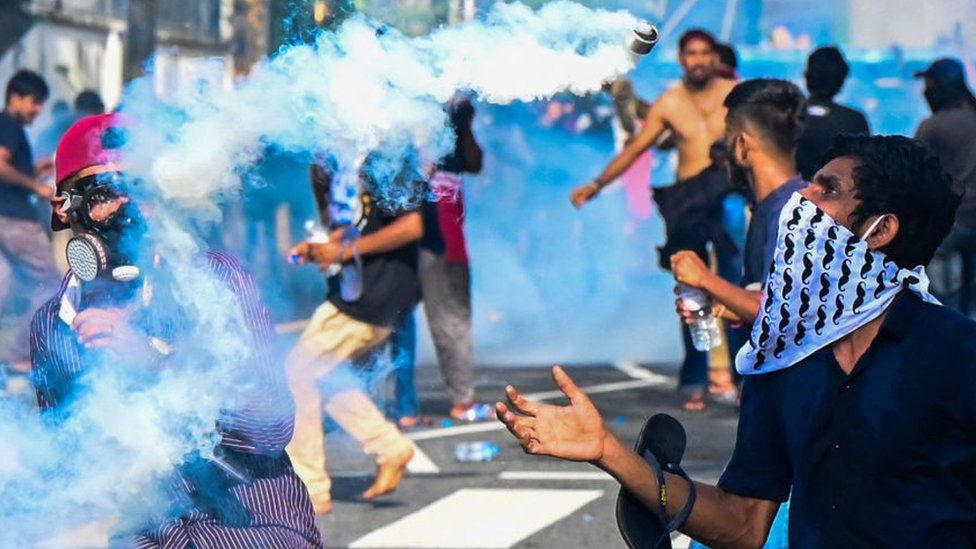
[
  {"xmin": 406, "ymin": 444, "xmax": 440, "ymax": 474},
  {"xmin": 407, "ymin": 378, "xmax": 667, "ymax": 442},
  {"xmin": 498, "ymin": 471, "xmax": 614, "ymax": 481},
  {"xmin": 349, "ymin": 488, "xmax": 603, "ymax": 548}
]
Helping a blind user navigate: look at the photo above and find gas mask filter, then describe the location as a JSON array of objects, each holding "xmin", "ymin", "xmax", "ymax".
[{"xmin": 60, "ymin": 174, "xmax": 143, "ymax": 282}]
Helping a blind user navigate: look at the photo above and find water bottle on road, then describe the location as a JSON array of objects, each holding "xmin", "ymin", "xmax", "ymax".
[
  {"xmin": 455, "ymin": 441, "xmax": 500, "ymax": 462},
  {"xmin": 676, "ymin": 284, "xmax": 721, "ymax": 352}
]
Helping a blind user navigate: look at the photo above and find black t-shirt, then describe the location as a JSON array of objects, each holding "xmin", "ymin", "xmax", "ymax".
[
  {"xmin": 796, "ymin": 99, "xmax": 870, "ymax": 181},
  {"xmin": 421, "ymin": 100, "xmax": 475, "ymax": 253},
  {"xmin": 0, "ymin": 111, "xmax": 36, "ymax": 220},
  {"xmin": 315, "ymin": 165, "xmax": 422, "ymax": 328},
  {"xmin": 916, "ymin": 105, "xmax": 976, "ymax": 227}
]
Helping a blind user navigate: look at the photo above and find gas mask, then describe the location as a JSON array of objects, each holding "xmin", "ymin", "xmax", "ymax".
[{"xmin": 60, "ymin": 173, "xmax": 145, "ymax": 282}]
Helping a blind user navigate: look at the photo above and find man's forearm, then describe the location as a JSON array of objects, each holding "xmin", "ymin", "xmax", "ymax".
[
  {"xmin": 0, "ymin": 161, "xmax": 39, "ymax": 191},
  {"xmin": 344, "ymin": 212, "xmax": 423, "ymax": 259},
  {"xmin": 593, "ymin": 145, "xmax": 645, "ymax": 189},
  {"xmin": 595, "ymin": 433, "xmax": 777, "ymax": 549},
  {"xmin": 701, "ymin": 274, "xmax": 762, "ymax": 325}
]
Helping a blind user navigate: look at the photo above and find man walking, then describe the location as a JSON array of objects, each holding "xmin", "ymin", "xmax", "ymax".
[
  {"xmin": 286, "ymin": 153, "xmax": 422, "ymax": 514},
  {"xmin": 0, "ymin": 70, "xmax": 59, "ymax": 379}
]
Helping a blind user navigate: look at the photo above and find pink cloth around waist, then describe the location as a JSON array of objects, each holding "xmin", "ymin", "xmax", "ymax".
[{"xmin": 431, "ymin": 171, "xmax": 468, "ymax": 264}]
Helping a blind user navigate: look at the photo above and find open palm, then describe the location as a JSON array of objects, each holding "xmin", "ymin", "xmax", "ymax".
[{"xmin": 496, "ymin": 366, "xmax": 608, "ymax": 462}]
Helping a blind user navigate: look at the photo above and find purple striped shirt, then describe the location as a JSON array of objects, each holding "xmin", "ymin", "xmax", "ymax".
[{"xmin": 30, "ymin": 251, "xmax": 323, "ymax": 548}]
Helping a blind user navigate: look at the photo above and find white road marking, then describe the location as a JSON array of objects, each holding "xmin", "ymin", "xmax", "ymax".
[
  {"xmin": 406, "ymin": 378, "xmax": 666, "ymax": 442},
  {"xmin": 519, "ymin": 378, "xmax": 665, "ymax": 401},
  {"xmin": 349, "ymin": 489, "xmax": 603, "ymax": 548},
  {"xmin": 498, "ymin": 471, "xmax": 614, "ymax": 481},
  {"xmin": 406, "ymin": 443, "xmax": 440, "ymax": 474},
  {"xmin": 407, "ymin": 421, "xmax": 502, "ymax": 441},
  {"xmin": 612, "ymin": 361, "xmax": 672, "ymax": 384}
]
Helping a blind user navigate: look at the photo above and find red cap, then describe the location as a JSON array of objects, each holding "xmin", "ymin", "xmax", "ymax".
[{"xmin": 52, "ymin": 113, "xmax": 127, "ymax": 230}]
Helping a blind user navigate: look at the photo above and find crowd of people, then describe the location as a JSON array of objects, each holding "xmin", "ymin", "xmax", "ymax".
[
  {"xmin": 1, "ymin": 21, "xmax": 976, "ymax": 548},
  {"xmin": 499, "ymin": 28, "xmax": 976, "ymax": 548}
]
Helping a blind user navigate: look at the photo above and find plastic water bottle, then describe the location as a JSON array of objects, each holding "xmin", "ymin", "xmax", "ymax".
[
  {"xmin": 457, "ymin": 403, "xmax": 494, "ymax": 422},
  {"xmin": 454, "ymin": 441, "xmax": 500, "ymax": 462},
  {"xmin": 677, "ymin": 284, "xmax": 722, "ymax": 351},
  {"xmin": 339, "ymin": 254, "xmax": 362, "ymax": 301}
]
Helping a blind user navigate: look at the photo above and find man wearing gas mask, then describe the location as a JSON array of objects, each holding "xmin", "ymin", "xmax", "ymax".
[
  {"xmin": 32, "ymin": 114, "xmax": 322, "ymax": 547},
  {"xmin": 498, "ymin": 135, "xmax": 976, "ymax": 546}
]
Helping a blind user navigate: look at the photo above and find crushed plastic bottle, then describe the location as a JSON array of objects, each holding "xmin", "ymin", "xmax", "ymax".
[
  {"xmin": 458, "ymin": 403, "xmax": 494, "ymax": 422},
  {"xmin": 454, "ymin": 441, "xmax": 501, "ymax": 462}
]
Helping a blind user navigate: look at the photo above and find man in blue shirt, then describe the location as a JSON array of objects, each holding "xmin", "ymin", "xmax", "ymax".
[
  {"xmin": 497, "ymin": 135, "xmax": 976, "ymax": 547},
  {"xmin": 0, "ymin": 70, "xmax": 59, "ymax": 379},
  {"xmin": 671, "ymin": 79, "xmax": 807, "ymax": 361}
]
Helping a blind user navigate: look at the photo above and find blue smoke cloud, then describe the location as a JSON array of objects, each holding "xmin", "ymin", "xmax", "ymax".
[{"xmin": 0, "ymin": 2, "xmax": 645, "ymax": 545}]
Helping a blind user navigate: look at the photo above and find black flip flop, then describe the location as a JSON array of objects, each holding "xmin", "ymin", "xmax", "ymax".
[{"xmin": 616, "ymin": 414, "xmax": 697, "ymax": 549}]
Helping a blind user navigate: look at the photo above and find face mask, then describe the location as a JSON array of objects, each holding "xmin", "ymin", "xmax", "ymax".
[
  {"xmin": 61, "ymin": 174, "xmax": 145, "ymax": 282},
  {"xmin": 735, "ymin": 192, "xmax": 939, "ymax": 375},
  {"xmin": 726, "ymin": 136, "xmax": 752, "ymax": 198},
  {"xmin": 924, "ymin": 85, "xmax": 961, "ymax": 113}
]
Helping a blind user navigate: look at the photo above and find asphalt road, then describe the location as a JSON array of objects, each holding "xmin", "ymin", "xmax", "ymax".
[{"xmin": 319, "ymin": 362, "xmax": 740, "ymax": 549}]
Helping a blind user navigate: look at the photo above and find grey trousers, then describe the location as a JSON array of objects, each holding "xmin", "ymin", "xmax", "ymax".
[
  {"xmin": 419, "ymin": 248, "xmax": 475, "ymax": 406},
  {"xmin": 0, "ymin": 215, "xmax": 60, "ymax": 364}
]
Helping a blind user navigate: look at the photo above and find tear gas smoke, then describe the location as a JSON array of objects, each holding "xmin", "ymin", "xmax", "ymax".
[{"xmin": 0, "ymin": 2, "xmax": 649, "ymax": 545}]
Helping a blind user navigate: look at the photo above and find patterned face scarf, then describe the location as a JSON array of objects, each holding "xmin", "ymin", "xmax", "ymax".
[{"xmin": 735, "ymin": 192, "xmax": 939, "ymax": 375}]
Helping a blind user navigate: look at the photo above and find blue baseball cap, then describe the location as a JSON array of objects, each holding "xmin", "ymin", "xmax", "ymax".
[{"xmin": 914, "ymin": 58, "xmax": 967, "ymax": 84}]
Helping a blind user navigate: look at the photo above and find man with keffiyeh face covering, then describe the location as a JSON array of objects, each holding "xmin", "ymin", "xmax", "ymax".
[{"xmin": 497, "ymin": 134, "xmax": 976, "ymax": 547}]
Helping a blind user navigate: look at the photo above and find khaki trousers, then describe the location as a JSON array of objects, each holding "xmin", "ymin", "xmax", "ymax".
[{"xmin": 285, "ymin": 302, "xmax": 412, "ymax": 503}]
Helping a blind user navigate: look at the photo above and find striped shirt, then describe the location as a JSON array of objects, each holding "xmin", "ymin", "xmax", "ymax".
[{"xmin": 30, "ymin": 251, "xmax": 323, "ymax": 548}]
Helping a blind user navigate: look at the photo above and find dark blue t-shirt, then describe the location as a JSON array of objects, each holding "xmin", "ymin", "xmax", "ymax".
[
  {"xmin": 741, "ymin": 178, "xmax": 807, "ymax": 286},
  {"xmin": 0, "ymin": 111, "xmax": 36, "ymax": 220},
  {"xmin": 720, "ymin": 292, "xmax": 976, "ymax": 547}
]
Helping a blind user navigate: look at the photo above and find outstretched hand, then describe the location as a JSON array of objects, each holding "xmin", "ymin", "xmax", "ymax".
[{"xmin": 496, "ymin": 366, "xmax": 608, "ymax": 462}]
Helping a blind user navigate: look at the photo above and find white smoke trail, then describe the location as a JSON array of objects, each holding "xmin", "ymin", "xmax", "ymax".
[
  {"xmin": 0, "ymin": 2, "xmax": 643, "ymax": 545},
  {"xmin": 126, "ymin": 1, "xmax": 639, "ymax": 205}
]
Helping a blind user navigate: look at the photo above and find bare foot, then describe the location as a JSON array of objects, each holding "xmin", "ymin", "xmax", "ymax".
[
  {"xmin": 449, "ymin": 402, "xmax": 475, "ymax": 420},
  {"xmin": 682, "ymin": 392, "xmax": 707, "ymax": 412},
  {"xmin": 362, "ymin": 445, "xmax": 414, "ymax": 499},
  {"xmin": 397, "ymin": 416, "xmax": 431, "ymax": 429},
  {"xmin": 709, "ymin": 371, "xmax": 736, "ymax": 395}
]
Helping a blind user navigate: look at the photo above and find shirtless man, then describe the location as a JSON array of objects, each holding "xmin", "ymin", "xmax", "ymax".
[{"xmin": 571, "ymin": 29, "xmax": 736, "ymax": 411}]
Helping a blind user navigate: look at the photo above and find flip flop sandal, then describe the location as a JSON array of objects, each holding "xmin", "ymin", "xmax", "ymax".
[{"xmin": 616, "ymin": 414, "xmax": 697, "ymax": 549}]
